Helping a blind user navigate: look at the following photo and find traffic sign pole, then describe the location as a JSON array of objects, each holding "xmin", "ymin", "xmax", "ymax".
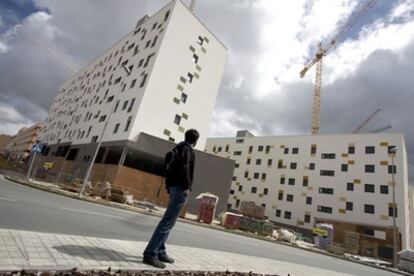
[{"xmin": 26, "ymin": 152, "xmax": 36, "ymax": 180}]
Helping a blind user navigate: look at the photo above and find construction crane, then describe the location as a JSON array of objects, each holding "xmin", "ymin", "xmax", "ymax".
[
  {"xmin": 300, "ymin": 0, "xmax": 377, "ymax": 135},
  {"xmin": 370, "ymin": 124, "xmax": 392, "ymax": 133},
  {"xmin": 15, "ymin": 25, "xmax": 77, "ymax": 75},
  {"xmin": 189, "ymin": 0, "xmax": 197, "ymax": 11},
  {"xmin": 352, "ymin": 108, "xmax": 381, "ymax": 133}
]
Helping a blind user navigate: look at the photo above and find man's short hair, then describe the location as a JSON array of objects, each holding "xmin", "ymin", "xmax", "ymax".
[{"xmin": 185, "ymin": 129, "xmax": 200, "ymax": 145}]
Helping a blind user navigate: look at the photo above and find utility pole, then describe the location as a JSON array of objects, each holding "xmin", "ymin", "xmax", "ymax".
[{"xmin": 78, "ymin": 65, "xmax": 131, "ymax": 198}]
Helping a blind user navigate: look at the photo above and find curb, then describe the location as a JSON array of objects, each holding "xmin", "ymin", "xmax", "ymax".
[{"xmin": 2, "ymin": 175, "xmax": 411, "ymax": 276}]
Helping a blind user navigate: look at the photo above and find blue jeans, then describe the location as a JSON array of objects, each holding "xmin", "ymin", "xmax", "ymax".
[{"xmin": 143, "ymin": 186, "xmax": 188, "ymax": 259}]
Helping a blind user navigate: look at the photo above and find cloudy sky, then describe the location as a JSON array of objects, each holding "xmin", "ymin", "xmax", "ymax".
[{"xmin": 0, "ymin": 0, "xmax": 413, "ymax": 180}]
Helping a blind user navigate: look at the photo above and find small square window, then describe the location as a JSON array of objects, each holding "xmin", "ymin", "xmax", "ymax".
[
  {"xmin": 113, "ymin": 123, "xmax": 120, "ymax": 134},
  {"xmin": 180, "ymin": 93, "xmax": 188, "ymax": 103},
  {"xmin": 341, "ymin": 164, "xmax": 348, "ymax": 172},
  {"xmin": 306, "ymin": 197, "xmax": 312, "ymax": 205},
  {"xmin": 288, "ymin": 178, "xmax": 295, "ymax": 185},
  {"xmin": 280, "ymin": 176, "xmax": 285, "ymax": 184},
  {"xmin": 364, "ymin": 184, "xmax": 375, "ymax": 193},
  {"xmin": 292, "ymin": 147, "xmax": 299, "ymax": 154},
  {"xmin": 253, "ymin": 172, "xmax": 260, "ymax": 179},
  {"xmin": 251, "ymin": 187, "xmax": 257, "ymax": 194},
  {"xmin": 290, "ymin": 162, "xmax": 297, "ymax": 169},
  {"xmin": 380, "ymin": 185, "xmax": 389, "ymax": 194},
  {"xmin": 187, "ymin": 73, "xmax": 194, "ymax": 83},
  {"xmin": 287, "ymin": 194, "xmax": 294, "ymax": 202},
  {"xmin": 365, "ymin": 146, "xmax": 375, "ymax": 154},
  {"xmin": 192, "ymin": 54, "xmax": 199, "ymax": 64},
  {"xmin": 278, "ymin": 192, "xmax": 283, "ymax": 200},
  {"xmin": 197, "ymin": 36, "xmax": 204, "ymax": 46},
  {"xmin": 258, "ymin": 146, "xmax": 264, "ymax": 152},
  {"xmin": 276, "ymin": 209, "xmax": 281, "ymax": 217},
  {"xmin": 364, "ymin": 204, "xmax": 375, "ymax": 214},
  {"xmin": 304, "ymin": 214, "xmax": 311, "ymax": 223},
  {"xmin": 256, "ymin": 159, "xmax": 261, "ymax": 165},
  {"xmin": 284, "ymin": 148, "xmax": 289, "ymax": 154},
  {"xmin": 348, "ymin": 146, "xmax": 355, "ymax": 154},
  {"xmin": 388, "ymin": 165, "xmax": 397, "ymax": 174},
  {"xmin": 365, "ymin": 164, "xmax": 375, "ymax": 173},
  {"xmin": 347, "ymin": 182, "xmax": 354, "ymax": 191},
  {"xmin": 246, "ymin": 158, "xmax": 251, "ymax": 165},
  {"xmin": 346, "ymin": 201, "xmax": 353, "ymax": 211},
  {"xmin": 263, "ymin": 188, "xmax": 268, "ymax": 195},
  {"xmin": 309, "ymin": 163, "xmax": 315, "ymax": 170},
  {"xmin": 174, "ymin": 115, "xmax": 181, "ymax": 125},
  {"xmin": 302, "ymin": 177, "xmax": 309, "ymax": 187},
  {"xmin": 389, "ymin": 206, "xmax": 398, "ymax": 217},
  {"xmin": 267, "ymin": 159, "xmax": 273, "ymax": 166},
  {"xmin": 284, "ymin": 211, "xmax": 292, "ymax": 219}
]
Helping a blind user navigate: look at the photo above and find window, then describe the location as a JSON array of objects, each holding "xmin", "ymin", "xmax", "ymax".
[
  {"xmin": 124, "ymin": 116, "xmax": 132, "ymax": 132},
  {"xmin": 276, "ymin": 209, "xmax": 281, "ymax": 217},
  {"xmin": 280, "ymin": 176, "xmax": 285, "ymax": 185},
  {"xmin": 363, "ymin": 228, "xmax": 374, "ymax": 237},
  {"xmin": 317, "ymin": 205, "xmax": 333, "ymax": 214},
  {"xmin": 251, "ymin": 187, "xmax": 257, "ymax": 193},
  {"xmin": 91, "ymin": 135, "xmax": 98, "ymax": 143},
  {"xmin": 347, "ymin": 182, "xmax": 354, "ymax": 191},
  {"xmin": 290, "ymin": 162, "xmax": 297, "ymax": 169},
  {"xmin": 388, "ymin": 165, "xmax": 397, "ymax": 174},
  {"xmin": 174, "ymin": 115, "xmax": 181, "ymax": 125},
  {"xmin": 320, "ymin": 170, "xmax": 335, "ymax": 176},
  {"xmin": 122, "ymin": 100, "xmax": 128, "ymax": 110},
  {"xmin": 145, "ymin": 40, "xmax": 151, "ymax": 48},
  {"xmin": 389, "ymin": 206, "xmax": 398, "ymax": 217},
  {"xmin": 144, "ymin": 53, "xmax": 155, "ymax": 68},
  {"xmin": 364, "ymin": 184, "xmax": 375, "ymax": 193},
  {"xmin": 267, "ymin": 159, "xmax": 273, "ymax": 166},
  {"xmin": 197, "ymin": 36, "xmax": 204, "ymax": 45},
  {"xmin": 114, "ymin": 77, "xmax": 122, "ymax": 84},
  {"xmin": 292, "ymin": 147, "xmax": 299, "ymax": 154},
  {"xmin": 235, "ymin": 199, "xmax": 240, "ymax": 208},
  {"xmin": 236, "ymin": 139, "xmax": 244, "ymax": 144},
  {"xmin": 310, "ymin": 144, "xmax": 317, "ymax": 155},
  {"xmin": 265, "ymin": 145, "xmax": 271, "ymax": 153},
  {"xmin": 230, "ymin": 189, "xmax": 235, "ymax": 194},
  {"xmin": 248, "ymin": 146, "xmax": 253, "ymax": 153},
  {"xmin": 346, "ymin": 202, "xmax": 353, "ymax": 211},
  {"xmin": 278, "ymin": 191, "xmax": 283, "ymax": 200},
  {"xmin": 238, "ymin": 185, "xmax": 243, "ymax": 192},
  {"xmin": 261, "ymin": 173, "xmax": 266, "ymax": 180},
  {"xmin": 256, "ymin": 159, "xmax": 261, "ymax": 165},
  {"xmin": 304, "ymin": 214, "xmax": 311, "ymax": 223},
  {"xmin": 263, "ymin": 188, "xmax": 268, "ymax": 195},
  {"xmin": 246, "ymin": 158, "xmax": 251, "ymax": 165},
  {"xmin": 127, "ymin": 98, "xmax": 135, "ymax": 112},
  {"xmin": 288, "ymin": 178, "xmax": 295, "ymax": 185},
  {"xmin": 113, "ymin": 123, "xmax": 120, "ymax": 134},
  {"xmin": 130, "ymin": 79, "xmax": 137, "ymax": 88},
  {"xmin": 235, "ymin": 163, "xmax": 239, "ymax": 168},
  {"xmin": 225, "ymin": 145, "xmax": 229, "ymax": 152},
  {"xmin": 341, "ymin": 164, "xmax": 348, "ymax": 172},
  {"xmin": 365, "ymin": 146, "xmax": 375, "ymax": 154},
  {"xmin": 348, "ymin": 146, "xmax": 355, "ymax": 154},
  {"xmin": 278, "ymin": 160, "xmax": 283, "ymax": 169},
  {"xmin": 284, "ymin": 148, "xmax": 289, "ymax": 154},
  {"xmin": 253, "ymin": 172, "xmax": 260, "ymax": 179},
  {"xmin": 309, "ymin": 163, "xmax": 315, "ymax": 170},
  {"xmin": 319, "ymin": 187, "xmax": 334, "ymax": 194},
  {"xmin": 287, "ymin": 194, "xmax": 294, "ymax": 202},
  {"xmin": 180, "ymin": 93, "xmax": 188, "ymax": 103},
  {"xmin": 388, "ymin": 146, "xmax": 397, "ymax": 154},
  {"xmin": 380, "ymin": 185, "xmax": 389, "ymax": 194},
  {"xmin": 258, "ymin": 145, "xmax": 264, "ymax": 152},
  {"xmin": 164, "ymin": 10, "xmax": 170, "ymax": 21},
  {"xmin": 114, "ymin": 100, "xmax": 120, "ymax": 113},
  {"xmin": 99, "ymin": 115, "xmax": 106, "ymax": 122},
  {"xmin": 284, "ymin": 211, "xmax": 292, "ymax": 219},
  {"xmin": 234, "ymin": 151, "xmax": 242, "ymax": 156},
  {"xmin": 365, "ymin": 165, "xmax": 375, "ymax": 173},
  {"xmin": 303, "ymin": 177, "xmax": 309, "ymax": 187},
  {"xmin": 321, "ymin": 153, "xmax": 336, "ymax": 159},
  {"xmin": 140, "ymin": 73, "xmax": 148, "ymax": 87},
  {"xmin": 364, "ymin": 204, "xmax": 375, "ymax": 214},
  {"xmin": 192, "ymin": 54, "xmax": 199, "ymax": 64},
  {"xmin": 244, "ymin": 171, "xmax": 248, "ymax": 178},
  {"xmin": 107, "ymin": 96, "xmax": 114, "ymax": 103},
  {"xmin": 138, "ymin": 59, "xmax": 144, "ymax": 67},
  {"xmin": 306, "ymin": 197, "xmax": 312, "ymax": 205},
  {"xmin": 187, "ymin": 73, "xmax": 194, "ymax": 83},
  {"xmin": 151, "ymin": 36, "xmax": 158, "ymax": 47}
]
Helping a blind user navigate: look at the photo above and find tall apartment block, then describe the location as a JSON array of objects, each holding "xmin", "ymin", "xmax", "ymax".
[
  {"xmin": 206, "ymin": 131, "xmax": 412, "ymax": 260},
  {"xmin": 36, "ymin": 0, "xmax": 233, "ymax": 215}
]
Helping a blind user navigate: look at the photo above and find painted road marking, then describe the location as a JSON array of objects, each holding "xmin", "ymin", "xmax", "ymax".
[
  {"xmin": 59, "ymin": 207, "xmax": 125, "ymax": 219},
  {"xmin": 0, "ymin": 197, "xmax": 17, "ymax": 202}
]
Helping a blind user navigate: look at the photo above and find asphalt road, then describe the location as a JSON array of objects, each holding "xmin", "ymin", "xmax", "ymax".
[{"xmin": 0, "ymin": 175, "xmax": 398, "ymax": 275}]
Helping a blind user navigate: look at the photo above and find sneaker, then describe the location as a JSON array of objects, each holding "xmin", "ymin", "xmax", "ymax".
[
  {"xmin": 143, "ymin": 256, "xmax": 166, "ymax": 269},
  {"xmin": 158, "ymin": 254, "xmax": 175, "ymax": 263}
]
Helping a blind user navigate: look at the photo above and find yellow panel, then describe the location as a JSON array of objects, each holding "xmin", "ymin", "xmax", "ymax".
[
  {"xmin": 354, "ymin": 179, "xmax": 361, "ymax": 184},
  {"xmin": 380, "ymin": 214, "xmax": 389, "ymax": 220},
  {"xmin": 304, "ymin": 166, "xmax": 309, "ymax": 170},
  {"xmin": 259, "ymin": 193, "xmax": 263, "ymax": 197},
  {"xmin": 303, "ymin": 176, "xmax": 309, "ymax": 180},
  {"xmin": 301, "ymin": 192, "xmax": 307, "ymax": 197},
  {"xmin": 380, "ymin": 161, "xmax": 388, "ymax": 166},
  {"xmin": 308, "ymin": 186, "xmax": 313, "ymax": 190},
  {"xmin": 272, "ymin": 205, "xmax": 277, "ymax": 209},
  {"xmin": 297, "ymin": 220, "xmax": 304, "ymax": 226},
  {"xmin": 339, "ymin": 197, "xmax": 346, "ymax": 202},
  {"xmin": 339, "ymin": 208, "xmax": 346, "ymax": 214},
  {"xmin": 305, "ymin": 211, "xmax": 311, "ymax": 215},
  {"xmin": 380, "ymin": 142, "xmax": 388, "ymax": 147},
  {"xmin": 342, "ymin": 153, "xmax": 348, "ymax": 158},
  {"xmin": 348, "ymin": 160, "xmax": 355, "ymax": 165},
  {"xmin": 349, "ymin": 143, "xmax": 355, "ymax": 146},
  {"xmin": 280, "ymin": 145, "xmax": 285, "ymax": 148},
  {"xmin": 388, "ymin": 202, "xmax": 397, "ymax": 208}
]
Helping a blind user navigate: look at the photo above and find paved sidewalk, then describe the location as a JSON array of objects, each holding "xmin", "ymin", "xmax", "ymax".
[{"xmin": 0, "ymin": 229, "xmax": 353, "ymax": 276}]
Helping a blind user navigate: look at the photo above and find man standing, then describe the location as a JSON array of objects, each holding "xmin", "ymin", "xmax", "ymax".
[{"xmin": 143, "ymin": 129, "xmax": 199, "ymax": 268}]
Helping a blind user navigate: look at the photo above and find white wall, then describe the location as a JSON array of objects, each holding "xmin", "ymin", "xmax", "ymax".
[{"xmin": 206, "ymin": 133, "xmax": 410, "ymax": 249}]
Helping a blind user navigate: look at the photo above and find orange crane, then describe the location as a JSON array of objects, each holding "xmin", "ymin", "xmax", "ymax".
[
  {"xmin": 300, "ymin": 0, "xmax": 377, "ymax": 135},
  {"xmin": 15, "ymin": 24, "xmax": 77, "ymax": 75}
]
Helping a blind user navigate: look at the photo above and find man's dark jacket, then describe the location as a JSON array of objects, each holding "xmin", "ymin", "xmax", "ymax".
[{"xmin": 165, "ymin": 142, "xmax": 195, "ymax": 191}]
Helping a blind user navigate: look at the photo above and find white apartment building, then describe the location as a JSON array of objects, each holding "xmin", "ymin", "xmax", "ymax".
[
  {"xmin": 206, "ymin": 131, "xmax": 411, "ymax": 258},
  {"xmin": 40, "ymin": 0, "xmax": 226, "ymax": 151}
]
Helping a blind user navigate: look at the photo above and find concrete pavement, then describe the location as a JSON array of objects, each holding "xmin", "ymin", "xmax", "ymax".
[{"xmin": 0, "ymin": 228, "xmax": 352, "ymax": 275}]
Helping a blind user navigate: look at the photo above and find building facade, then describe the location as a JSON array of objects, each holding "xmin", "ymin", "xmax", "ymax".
[
  {"xmin": 0, "ymin": 134, "xmax": 11, "ymax": 154},
  {"xmin": 6, "ymin": 123, "xmax": 43, "ymax": 161},
  {"xmin": 40, "ymin": 0, "xmax": 226, "ymax": 151},
  {"xmin": 206, "ymin": 131, "xmax": 411, "ymax": 259}
]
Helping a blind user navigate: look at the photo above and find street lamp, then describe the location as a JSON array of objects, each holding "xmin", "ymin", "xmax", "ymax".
[
  {"xmin": 79, "ymin": 64, "xmax": 131, "ymax": 197},
  {"xmin": 389, "ymin": 146, "xmax": 398, "ymax": 268}
]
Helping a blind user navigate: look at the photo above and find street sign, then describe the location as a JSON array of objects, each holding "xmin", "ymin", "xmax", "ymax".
[
  {"xmin": 313, "ymin": 227, "xmax": 328, "ymax": 237},
  {"xmin": 31, "ymin": 143, "xmax": 43, "ymax": 153},
  {"xmin": 43, "ymin": 162, "xmax": 53, "ymax": 169}
]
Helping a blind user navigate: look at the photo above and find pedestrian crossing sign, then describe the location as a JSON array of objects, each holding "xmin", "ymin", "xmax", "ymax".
[{"xmin": 31, "ymin": 143, "xmax": 43, "ymax": 153}]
